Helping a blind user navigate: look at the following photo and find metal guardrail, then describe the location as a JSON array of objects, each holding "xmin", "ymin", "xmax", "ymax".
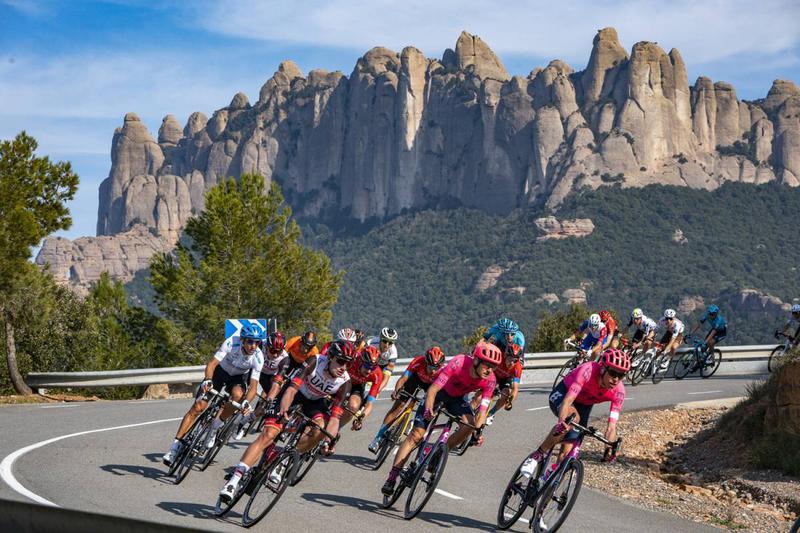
[{"xmin": 25, "ymin": 344, "xmax": 777, "ymax": 389}]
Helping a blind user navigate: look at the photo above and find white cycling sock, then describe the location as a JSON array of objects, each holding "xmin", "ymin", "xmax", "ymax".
[
  {"xmin": 170, "ymin": 440, "xmax": 181, "ymax": 452},
  {"xmin": 230, "ymin": 462, "xmax": 250, "ymax": 485}
]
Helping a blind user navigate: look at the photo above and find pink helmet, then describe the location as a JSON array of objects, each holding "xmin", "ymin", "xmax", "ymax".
[
  {"xmin": 472, "ymin": 341, "xmax": 502, "ymax": 366},
  {"xmin": 602, "ymin": 348, "xmax": 630, "ymax": 373}
]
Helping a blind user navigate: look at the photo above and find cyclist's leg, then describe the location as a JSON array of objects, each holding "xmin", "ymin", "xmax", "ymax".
[
  {"xmin": 174, "ymin": 396, "xmax": 209, "ymax": 439},
  {"xmin": 556, "ymin": 404, "xmax": 592, "ymax": 462},
  {"xmin": 296, "ymin": 397, "xmax": 330, "ymax": 452},
  {"xmin": 446, "ymin": 396, "xmax": 477, "ymax": 448},
  {"xmin": 219, "ymin": 383, "xmax": 245, "ymax": 421},
  {"xmin": 341, "ymin": 392, "xmax": 363, "ymax": 427}
]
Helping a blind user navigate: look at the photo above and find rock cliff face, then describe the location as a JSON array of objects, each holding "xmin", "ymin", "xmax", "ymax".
[{"xmin": 36, "ymin": 28, "xmax": 800, "ymax": 293}]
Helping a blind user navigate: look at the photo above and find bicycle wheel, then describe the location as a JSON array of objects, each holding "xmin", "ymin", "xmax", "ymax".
[
  {"xmin": 404, "ymin": 442, "xmax": 448, "ymax": 520},
  {"xmin": 700, "ymin": 349, "xmax": 722, "ymax": 378},
  {"xmin": 532, "ymin": 459, "xmax": 583, "ymax": 533},
  {"xmin": 214, "ymin": 468, "xmax": 252, "ymax": 517},
  {"xmin": 651, "ymin": 353, "xmax": 671, "ymax": 384},
  {"xmin": 768, "ymin": 345, "xmax": 787, "ymax": 373},
  {"xmin": 172, "ymin": 415, "xmax": 211, "ymax": 484},
  {"xmin": 496, "ymin": 457, "xmax": 541, "ymax": 530},
  {"xmin": 241, "ymin": 449, "xmax": 298, "ymax": 528},
  {"xmin": 628, "ymin": 353, "xmax": 651, "ymax": 386},
  {"xmin": 373, "ymin": 420, "xmax": 404, "ymax": 471},
  {"xmin": 381, "ymin": 470, "xmax": 408, "ymax": 509},
  {"xmin": 673, "ymin": 351, "xmax": 695, "ymax": 380},
  {"xmin": 290, "ymin": 442, "xmax": 322, "ymax": 486},
  {"xmin": 552, "ymin": 359, "xmax": 576, "ymax": 391},
  {"xmin": 201, "ymin": 416, "xmax": 236, "ymax": 470}
]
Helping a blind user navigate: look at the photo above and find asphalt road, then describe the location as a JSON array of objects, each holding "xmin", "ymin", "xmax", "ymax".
[{"xmin": 0, "ymin": 374, "xmax": 763, "ymax": 532}]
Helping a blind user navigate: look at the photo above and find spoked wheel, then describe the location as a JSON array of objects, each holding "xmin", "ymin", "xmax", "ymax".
[
  {"xmin": 372, "ymin": 423, "xmax": 402, "ymax": 471},
  {"xmin": 628, "ymin": 353, "xmax": 651, "ymax": 386},
  {"xmin": 214, "ymin": 471, "xmax": 250, "ymax": 517},
  {"xmin": 201, "ymin": 417, "xmax": 236, "ymax": 471},
  {"xmin": 241, "ymin": 449, "xmax": 298, "ymax": 528},
  {"xmin": 673, "ymin": 351, "xmax": 695, "ymax": 380},
  {"xmin": 381, "ymin": 473, "xmax": 407, "ymax": 509},
  {"xmin": 552, "ymin": 360, "xmax": 576, "ymax": 391},
  {"xmin": 404, "ymin": 443, "xmax": 448, "ymax": 520},
  {"xmin": 700, "ymin": 349, "xmax": 722, "ymax": 378},
  {"xmin": 626, "ymin": 349, "xmax": 642, "ymax": 385},
  {"xmin": 768, "ymin": 346, "xmax": 787, "ymax": 373},
  {"xmin": 172, "ymin": 417, "xmax": 210, "ymax": 484},
  {"xmin": 496, "ymin": 457, "xmax": 540, "ymax": 530},
  {"xmin": 651, "ymin": 353, "xmax": 671, "ymax": 384},
  {"xmin": 290, "ymin": 442, "xmax": 322, "ymax": 486},
  {"xmin": 532, "ymin": 459, "xmax": 583, "ymax": 533}
]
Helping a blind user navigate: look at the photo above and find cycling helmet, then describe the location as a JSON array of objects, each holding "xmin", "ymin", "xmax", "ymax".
[
  {"xmin": 631, "ymin": 308, "xmax": 643, "ymax": 319},
  {"xmin": 265, "ymin": 331, "xmax": 286, "ymax": 353},
  {"xmin": 505, "ymin": 343, "xmax": 522, "ymax": 359},
  {"xmin": 707, "ymin": 304, "xmax": 720, "ymax": 315},
  {"xmin": 425, "ymin": 346, "xmax": 445, "ymax": 367},
  {"xmin": 589, "ymin": 313, "xmax": 601, "ymax": 327},
  {"xmin": 362, "ymin": 345, "xmax": 380, "ymax": 367},
  {"xmin": 496, "ymin": 318, "xmax": 519, "ymax": 335},
  {"xmin": 663, "ymin": 309, "xmax": 676, "ymax": 319},
  {"xmin": 599, "ymin": 310, "xmax": 612, "ymax": 322},
  {"xmin": 472, "ymin": 341, "xmax": 502, "ymax": 366},
  {"xmin": 301, "ymin": 330, "xmax": 317, "ymax": 348},
  {"xmin": 327, "ymin": 339, "xmax": 356, "ymax": 362},
  {"xmin": 791, "ymin": 303, "xmax": 800, "ymax": 313},
  {"xmin": 602, "ymin": 348, "xmax": 631, "ymax": 373},
  {"xmin": 337, "ymin": 327, "xmax": 357, "ymax": 342},
  {"xmin": 380, "ymin": 327, "xmax": 398, "ymax": 343},
  {"xmin": 239, "ymin": 324, "xmax": 262, "ymax": 341}
]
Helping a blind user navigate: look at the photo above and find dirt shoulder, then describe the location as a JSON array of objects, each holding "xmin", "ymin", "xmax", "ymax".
[
  {"xmin": 0, "ymin": 392, "xmax": 100, "ymax": 405},
  {"xmin": 580, "ymin": 403, "xmax": 798, "ymax": 531}
]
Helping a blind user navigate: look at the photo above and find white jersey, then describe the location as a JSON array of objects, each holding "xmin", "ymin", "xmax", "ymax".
[
  {"xmin": 368, "ymin": 336, "xmax": 398, "ymax": 367},
  {"xmin": 658, "ymin": 317, "xmax": 685, "ymax": 336},
  {"xmin": 214, "ymin": 336, "xmax": 263, "ymax": 380},
  {"xmin": 299, "ymin": 355, "xmax": 350, "ymax": 400},
  {"xmin": 632, "ymin": 315, "xmax": 658, "ymax": 335},
  {"xmin": 261, "ymin": 349, "xmax": 288, "ymax": 376}
]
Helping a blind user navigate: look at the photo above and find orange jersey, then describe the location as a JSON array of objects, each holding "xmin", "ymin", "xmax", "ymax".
[{"xmin": 286, "ymin": 336, "xmax": 319, "ymax": 365}]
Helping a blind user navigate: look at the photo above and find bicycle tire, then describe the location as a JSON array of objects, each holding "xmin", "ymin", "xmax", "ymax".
[
  {"xmin": 496, "ymin": 457, "xmax": 541, "ymax": 530},
  {"xmin": 381, "ymin": 471, "xmax": 408, "ymax": 509},
  {"xmin": 628, "ymin": 352, "xmax": 651, "ymax": 386},
  {"xmin": 201, "ymin": 415, "xmax": 236, "ymax": 471},
  {"xmin": 214, "ymin": 468, "xmax": 252, "ymax": 517},
  {"xmin": 700, "ymin": 349, "xmax": 722, "ymax": 378},
  {"xmin": 651, "ymin": 353, "xmax": 671, "ymax": 384},
  {"xmin": 673, "ymin": 351, "xmax": 695, "ymax": 380},
  {"xmin": 768, "ymin": 345, "xmax": 787, "ymax": 373},
  {"xmin": 372, "ymin": 420, "xmax": 404, "ymax": 471},
  {"xmin": 531, "ymin": 459, "xmax": 583, "ymax": 533},
  {"xmin": 290, "ymin": 442, "xmax": 321, "ymax": 486},
  {"xmin": 552, "ymin": 359, "xmax": 576, "ymax": 391},
  {"xmin": 241, "ymin": 449, "xmax": 298, "ymax": 528},
  {"xmin": 172, "ymin": 414, "xmax": 211, "ymax": 485},
  {"xmin": 626, "ymin": 349, "xmax": 642, "ymax": 385},
  {"xmin": 404, "ymin": 442, "xmax": 448, "ymax": 520}
]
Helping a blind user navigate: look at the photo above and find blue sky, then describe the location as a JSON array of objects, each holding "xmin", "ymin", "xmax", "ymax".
[{"xmin": 1, "ymin": 0, "xmax": 799, "ymax": 243}]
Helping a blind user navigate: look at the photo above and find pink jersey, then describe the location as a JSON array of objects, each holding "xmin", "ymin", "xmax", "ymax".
[
  {"xmin": 433, "ymin": 354, "xmax": 496, "ymax": 410},
  {"xmin": 563, "ymin": 361, "xmax": 625, "ymax": 422}
]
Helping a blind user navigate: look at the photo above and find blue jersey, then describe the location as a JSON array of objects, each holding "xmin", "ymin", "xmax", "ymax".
[
  {"xmin": 484, "ymin": 325, "xmax": 526, "ymax": 352},
  {"xmin": 578, "ymin": 320, "xmax": 606, "ymax": 344},
  {"xmin": 700, "ymin": 313, "xmax": 727, "ymax": 331}
]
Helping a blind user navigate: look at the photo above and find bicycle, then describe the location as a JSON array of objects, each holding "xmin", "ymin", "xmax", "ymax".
[
  {"xmin": 290, "ymin": 398, "xmax": 357, "ymax": 486},
  {"xmin": 371, "ymin": 389, "xmax": 421, "ymax": 471},
  {"xmin": 673, "ymin": 335, "xmax": 722, "ymax": 380},
  {"xmin": 769, "ymin": 331, "xmax": 795, "ymax": 372},
  {"xmin": 496, "ymin": 413, "xmax": 621, "ymax": 532},
  {"xmin": 381, "ymin": 406, "xmax": 479, "ymax": 520},
  {"xmin": 626, "ymin": 342, "xmax": 666, "ymax": 386},
  {"xmin": 170, "ymin": 388, "xmax": 241, "ymax": 485},
  {"xmin": 201, "ymin": 406, "xmax": 248, "ymax": 470},
  {"xmin": 552, "ymin": 340, "xmax": 592, "ymax": 391}
]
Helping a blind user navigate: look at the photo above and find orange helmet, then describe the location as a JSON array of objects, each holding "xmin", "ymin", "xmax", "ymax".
[
  {"xmin": 425, "ymin": 346, "xmax": 445, "ymax": 367},
  {"xmin": 472, "ymin": 341, "xmax": 502, "ymax": 366},
  {"xmin": 599, "ymin": 310, "xmax": 612, "ymax": 322},
  {"xmin": 361, "ymin": 345, "xmax": 380, "ymax": 368}
]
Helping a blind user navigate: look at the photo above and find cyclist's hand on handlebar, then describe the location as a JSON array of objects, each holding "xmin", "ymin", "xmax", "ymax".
[
  {"xmin": 264, "ymin": 400, "xmax": 280, "ymax": 420},
  {"xmin": 241, "ymin": 399, "xmax": 252, "ymax": 416},
  {"xmin": 200, "ymin": 379, "xmax": 213, "ymax": 393},
  {"xmin": 423, "ymin": 407, "xmax": 435, "ymax": 421},
  {"xmin": 391, "ymin": 390, "xmax": 399, "ymax": 401},
  {"xmin": 504, "ymin": 401, "xmax": 513, "ymax": 411},
  {"xmin": 563, "ymin": 338, "xmax": 572, "ymax": 349}
]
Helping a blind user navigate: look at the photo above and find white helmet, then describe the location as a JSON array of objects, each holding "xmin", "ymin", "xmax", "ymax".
[
  {"xmin": 791, "ymin": 303, "xmax": 800, "ymax": 313},
  {"xmin": 663, "ymin": 309, "xmax": 676, "ymax": 319},
  {"xmin": 631, "ymin": 308, "xmax": 643, "ymax": 319},
  {"xmin": 380, "ymin": 327, "xmax": 398, "ymax": 342},
  {"xmin": 336, "ymin": 328, "xmax": 357, "ymax": 342},
  {"xmin": 589, "ymin": 313, "xmax": 601, "ymax": 328}
]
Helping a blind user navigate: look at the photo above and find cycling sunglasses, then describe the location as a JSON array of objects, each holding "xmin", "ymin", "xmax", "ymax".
[
  {"xmin": 607, "ymin": 368, "xmax": 626, "ymax": 379},
  {"xmin": 333, "ymin": 356, "xmax": 350, "ymax": 365},
  {"xmin": 242, "ymin": 339, "xmax": 259, "ymax": 346},
  {"xmin": 361, "ymin": 360, "xmax": 377, "ymax": 371}
]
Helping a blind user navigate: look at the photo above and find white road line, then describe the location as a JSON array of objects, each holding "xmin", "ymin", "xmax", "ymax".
[
  {"xmin": 127, "ymin": 400, "xmax": 168, "ymax": 404},
  {"xmin": 38, "ymin": 404, "xmax": 80, "ymax": 409},
  {"xmin": 0, "ymin": 417, "xmax": 180, "ymax": 507},
  {"xmin": 519, "ymin": 517, "xmax": 530, "ymax": 523},
  {"xmin": 527, "ymin": 406, "xmax": 549, "ymax": 411},
  {"xmin": 434, "ymin": 488, "xmax": 463, "ymax": 500},
  {"xmin": 686, "ymin": 390, "xmax": 722, "ymax": 395}
]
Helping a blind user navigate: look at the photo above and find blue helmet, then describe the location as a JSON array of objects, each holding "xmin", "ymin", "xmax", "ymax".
[
  {"xmin": 496, "ymin": 318, "xmax": 519, "ymax": 335},
  {"xmin": 239, "ymin": 324, "xmax": 262, "ymax": 341},
  {"xmin": 707, "ymin": 304, "xmax": 720, "ymax": 315}
]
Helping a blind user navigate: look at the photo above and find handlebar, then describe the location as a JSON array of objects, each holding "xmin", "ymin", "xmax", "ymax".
[
  {"xmin": 563, "ymin": 413, "xmax": 621, "ymax": 453},
  {"xmin": 396, "ymin": 388, "xmax": 421, "ymax": 402},
  {"xmin": 564, "ymin": 339, "xmax": 578, "ymax": 349},
  {"xmin": 283, "ymin": 404, "xmax": 338, "ymax": 442},
  {"xmin": 204, "ymin": 388, "xmax": 243, "ymax": 410},
  {"xmin": 437, "ymin": 407, "xmax": 480, "ymax": 431}
]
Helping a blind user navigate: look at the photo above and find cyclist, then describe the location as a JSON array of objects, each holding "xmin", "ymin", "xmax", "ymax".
[
  {"xmin": 368, "ymin": 327, "xmax": 399, "ymax": 393},
  {"xmin": 282, "ymin": 330, "xmax": 319, "ymax": 378},
  {"xmin": 519, "ymin": 348, "xmax": 629, "ymax": 480},
  {"xmin": 381, "ymin": 342, "xmax": 500, "ymax": 496},
  {"xmin": 775, "ymin": 303, "xmax": 800, "ymax": 347},
  {"xmin": 354, "ymin": 329, "xmax": 367, "ymax": 351},
  {"xmin": 219, "ymin": 340, "xmax": 355, "ymax": 501},
  {"xmin": 484, "ymin": 317, "xmax": 526, "ymax": 353},
  {"xmin": 625, "ymin": 308, "xmax": 658, "ymax": 357},
  {"xmin": 564, "ymin": 313, "xmax": 606, "ymax": 361},
  {"xmin": 234, "ymin": 331, "xmax": 287, "ymax": 440},
  {"xmin": 484, "ymin": 342, "xmax": 523, "ymax": 425},
  {"xmin": 368, "ymin": 346, "xmax": 446, "ymax": 453},
  {"xmin": 656, "ymin": 309, "xmax": 685, "ymax": 371},
  {"xmin": 598, "ymin": 310, "xmax": 619, "ymax": 350},
  {"xmin": 321, "ymin": 328, "xmax": 357, "ymax": 354},
  {"xmin": 340, "ymin": 345, "xmax": 384, "ymax": 433},
  {"xmin": 161, "ymin": 324, "xmax": 263, "ymax": 466},
  {"xmin": 689, "ymin": 304, "xmax": 727, "ymax": 363}
]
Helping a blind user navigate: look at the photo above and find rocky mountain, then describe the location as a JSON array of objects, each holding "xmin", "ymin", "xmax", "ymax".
[{"xmin": 36, "ymin": 27, "xmax": 800, "ymax": 293}]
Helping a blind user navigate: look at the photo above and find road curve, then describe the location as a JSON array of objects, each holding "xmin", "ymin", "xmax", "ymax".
[{"xmin": 0, "ymin": 374, "xmax": 761, "ymax": 532}]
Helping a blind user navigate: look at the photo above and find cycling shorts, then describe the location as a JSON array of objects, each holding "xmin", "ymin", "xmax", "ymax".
[
  {"xmin": 413, "ymin": 389, "xmax": 473, "ymax": 429},
  {"xmin": 264, "ymin": 392, "xmax": 329, "ymax": 430},
  {"xmin": 659, "ymin": 331, "xmax": 683, "ymax": 346},
  {"xmin": 197, "ymin": 366, "xmax": 247, "ymax": 399},
  {"xmin": 350, "ymin": 381, "xmax": 370, "ymax": 399},
  {"xmin": 258, "ymin": 372, "xmax": 278, "ymax": 397},
  {"xmin": 709, "ymin": 327, "xmax": 727, "ymax": 343},
  {"xmin": 580, "ymin": 336, "xmax": 601, "ymax": 351},
  {"xmin": 548, "ymin": 381, "xmax": 593, "ymax": 442},
  {"xmin": 401, "ymin": 374, "xmax": 430, "ymax": 397}
]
